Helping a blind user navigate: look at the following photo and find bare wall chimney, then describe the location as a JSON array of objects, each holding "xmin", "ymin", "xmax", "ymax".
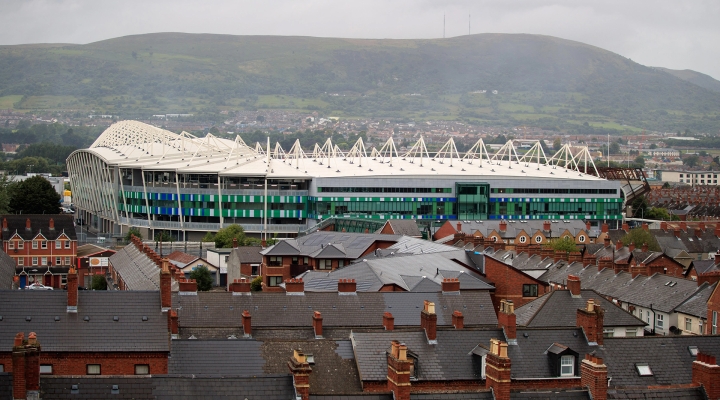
[
  {"xmin": 383, "ymin": 312, "xmax": 394, "ymax": 331},
  {"xmin": 577, "ymin": 299, "xmax": 604, "ymax": 345},
  {"xmin": 581, "ymin": 354, "xmax": 608, "ymax": 400},
  {"xmin": 160, "ymin": 259, "xmax": 172, "ymax": 311},
  {"xmin": 338, "ymin": 279, "xmax": 357, "ymax": 295},
  {"xmin": 312, "ymin": 311, "xmax": 323, "ymax": 339},
  {"xmin": 242, "ymin": 310, "xmax": 252, "ymax": 338},
  {"xmin": 67, "ymin": 267, "xmax": 78, "ymax": 313},
  {"xmin": 567, "ymin": 274, "xmax": 581, "ymax": 297},
  {"xmin": 452, "ymin": 311, "xmax": 464, "ymax": 329},
  {"xmin": 286, "ymin": 278, "xmax": 304, "ymax": 295},
  {"xmin": 420, "ymin": 300, "xmax": 437, "ymax": 344},
  {"xmin": 497, "ymin": 299, "xmax": 517, "ymax": 343}
]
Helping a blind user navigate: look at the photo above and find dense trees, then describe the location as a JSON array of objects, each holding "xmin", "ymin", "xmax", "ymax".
[
  {"xmin": 202, "ymin": 224, "xmax": 259, "ymax": 248},
  {"xmin": 7, "ymin": 176, "xmax": 61, "ymax": 214},
  {"xmin": 189, "ymin": 265, "xmax": 213, "ymax": 291},
  {"xmin": 620, "ymin": 228, "xmax": 661, "ymax": 252}
]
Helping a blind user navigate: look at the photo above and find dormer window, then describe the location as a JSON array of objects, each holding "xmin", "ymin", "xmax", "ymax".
[{"xmin": 560, "ymin": 355, "xmax": 575, "ymax": 376}]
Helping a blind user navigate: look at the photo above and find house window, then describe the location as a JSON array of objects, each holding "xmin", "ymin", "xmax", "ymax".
[
  {"xmin": 41, "ymin": 257, "xmax": 47, "ymax": 266},
  {"xmin": 18, "ymin": 241, "xmax": 23, "ymax": 249},
  {"xmin": 626, "ymin": 328, "xmax": 637, "ymax": 337},
  {"xmin": 303, "ymin": 257, "xmax": 309, "ymax": 265},
  {"xmin": 224, "ymin": 256, "xmax": 229, "ymax": 263},
  {"xmin": 56, "ymin": 257, "xmax": 61, "ymax": 266},
  {"xmin": 32, "ymin": 257, "xmax": 38, "ymax": 266},
  {"xmin": 699, "ymin": 319, "xmax": 704, "ymax": 335},
  {"xmin": 251, "ymin": 264, "xmax": 259, "ymax": 276},
  {"xmin": 578, "ymin": 235, "xmax": 586, "ymax": 243},
  {"xmin": 17, "ymin": 258, "xmax": 23, "ymax": 266},
  {"xmin": 292, "ymin": 257, "xmax": 299, "ymax": 265},
  {"xmin": 87, "ymin": 364, "xmax": 101, "ymax": 375},
  {"xmin": 519, "ymin": 236, "xmax": 527, "ymax": 243},
  {"xmin": 318, "ymin": 259, "xmax": 332, "ymax": 270},
  {"xmin": 656, "ymin": 314, "xmax": 664, "ymax": 329},
  {"xmin": 0, "ymin": 364, "xmax": 3, "ymax": 372},
  {"xmin": 40, "ymin": 365, "xmax": 53, "ymax": 374},
  {"xmin": 268, "ymin": 256, "xmax": 281, "ymax": 266},
  {"xmin": 65, "ymin": 241, "xmax": 71, "ymax": 249},
  {"xmin": 268, "ymin": 276, "xmax": 283, "ymax": 287},
  {"xmin": 41, "ymin": 241, "xmax": 47, "ymax": 249},
  {"xmin": 65, "ymin": 257, "xmax": 71, "ymax": 265},
  {"xmin": 560, "ymin": 355, "xmax": 574, "ymax": 376},
  {"xmin": 32, "ymin": 241, "xmax": 38, "ymax": 249},
  {"xmin": 522, "ymin": 284, "xmax": 538, "ymax": 297},
  {"xmin": 8, "ymin": 242, "xmax": 13, "ymax": 250},
  {"xmin": 646, "ymin": 311, "xmax": 651, "ymax": 325},
  {"xmin": 713, "ymin": 311, "xmax": 717, "ymax": 335},
  {"xmin": 135, "ymin": 364, "xmax": 149, "ymax": 375},
  {"xmin": 603, "ymin": 328, "xmax": 614, "ymax": 338},
  {"xmin": 685, "ymin": 318, "xmax": 692, "ymax": 332},
  {"xmin": 535, "ymin": 236, "xmax": 543, "ymax": 243},
  {"xmin": 338, "ymin": 260, "xmax": 345, "ymax": 268},
  {"xmin": 55, "ymin": 241, "xmax": 61, "ymax": 249}
]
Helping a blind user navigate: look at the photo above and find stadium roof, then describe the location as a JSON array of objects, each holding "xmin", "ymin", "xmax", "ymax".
[{"xmin": 74, "ymin": 120, "xmax": 606, "ymax": 182}]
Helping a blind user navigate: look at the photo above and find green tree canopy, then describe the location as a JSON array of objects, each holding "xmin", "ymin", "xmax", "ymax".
[
  {"xmin": 619, "ymin": 227, "xmax": 661, "ymax": 252},
  {"xmin": 125, "ymin": 227, "xmax": 142, "ymax": 241},
  {"xmin": 547, "ymin": 236, "xmax": 578, "ymax": 253},
  {"xmin": 683, "ymin": 155, "xmax": 700, "ymax": 168},
  {"xmin": 645, "ymin": 207, "xmax": 680, "ymax": 221},
  {"xmin": 189, "ymin": 265, "xmax": 213, "ymax": 291},
  {"xmin": 91, "ymin": 274, "xmax": 107, "ymax": 290},
  {"xmin": 8, "ymin": 175, "xmax": 61, "ymax": 214},
  {"xmin": 251, "ymin": 275, "xmax": 263, "ymax": 292},
  {"xmin": 204, "ymin": 224, "xmax": 260, "ymax": 248}
]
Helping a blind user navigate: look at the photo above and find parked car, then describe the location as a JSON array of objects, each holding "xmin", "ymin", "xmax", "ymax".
[{"xmin": 25, "ymin": 283, "xmax": 53, "ymax": 290}]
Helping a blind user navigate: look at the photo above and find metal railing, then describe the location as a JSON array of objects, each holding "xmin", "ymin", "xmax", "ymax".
[
  {"xmin": 118, "ymin": 217, "xmax": 304, "ymax": 233},
  {"xmin": 122, "ymin": 185, "xmax": 308, "ymax": 197}
]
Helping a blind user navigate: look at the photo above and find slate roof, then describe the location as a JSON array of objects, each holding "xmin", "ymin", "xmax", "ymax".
[
  {"xmin": 607, "ymin": 387, "xmax": 707, "ymax": 400},
  {"xmin": 387, "ymin": 236, "xmax": 463, "ymax": 255},
  {"xmin": 351, "ymin": 328, "xmax": 595, "ymax": 381},
  {"xmin": 652, "ymin": 228, "xmax": 720, "ymax": 255},
  {"xmin": 298, "ymin": 251, "xmax": 492, "ymax": 292},
  {"xmin": 539, "ymin": 261, "xmax": 705, "ymax": 313},
  {"xmin": 377, "ymin": 220, "xmax": 422, "ymax": 237},
  {"xmin": 512, "ymin": 390, "xmax": 590, "ymax": 400},
  {"xmin": 169, "ymin": 340, "xmax": 266, "ymax": 376},
  {"xmin": 515, "ymin": 289, "xmax": 647, "ymax": 328},
  {"xmin": 166, "ymin": 251, "xmax": 200, "ymax": 267},
  {"xmin": 109, "ymin": 243, "xmax": 179, "ymax": 291},
  {"xmin": 262, "ymin": 339, "xmax": 363, "ymax": 394},
  {"xmin": 0, "ymin": 290, "xmax": 169, "ymax": 352},
  {"xmin": 38, "ymin": 375, "xmax": 295, "ymax": 400},
  {"xmin": 599, "ymin": 335, "xmax": 720, "ymax": 388},
  {"xmin": 691, "ymin": 259, "xmax": 719, "ymax": 275},
  {"xmin": 411, "ymin": 392, "xmax": 494, "ymax": 399},
  {"xmin": 232, "ymin": 245, "xmax": 262, "ymax": 263},
  {"xmin": 0, "ymin": 250, "xmax": 15, "ymax": 290},
  {"xmin": 0, "ymin": 214, "xmax": 77, "ymax": 241},
  {"xmin": 448, "ymin": 220, "xmax": 595, "ymax": 241},
  {"xmin": 262, "ymin": 231, "xmax": 401, "ymax": 259},
  {"xmin": 76, "ymin": 243, "xmax": 113, "ymax": 257},
  {"xmin": 172, "ymin": 291, "xmax": 498, "ymax": 329},
  {"xmin": 674, "ymin": 282, "xmax": 717, "ymax": 318},
  {"xmin": 312, "ymin": 395, "xmax": 392, "ymax": 400}
]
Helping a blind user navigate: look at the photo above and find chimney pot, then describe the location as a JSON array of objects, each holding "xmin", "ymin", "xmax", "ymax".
[
  {"xmin": 312, "ymin": 311, "xmax": 323, "ymax": 338},
  {"xmin": 441, "ymin": 277, "xmax": 460, "ymax": 293},
  {"xmin": 498, "ymin": 299, "xmax": 517, "ymax": 342},
  {"xmin": 285, "ymin": 278, "xmax": 305, "ymax": 295},
  {"xmin": 338, "ymin": 278, "xmax": 357, "ymax": 294}
]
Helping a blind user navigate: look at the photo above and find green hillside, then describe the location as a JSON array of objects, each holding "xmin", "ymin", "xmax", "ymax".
[
  {"xmin": 652, "ymin": 67, "xmax": 720, "ymax": 94},
  {"xmin": 1, "ymin": 32, "xmax": 720, "ymax": 132}
]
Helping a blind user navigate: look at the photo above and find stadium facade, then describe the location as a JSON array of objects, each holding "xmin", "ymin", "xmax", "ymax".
[{"xmin": 67, "ymin": 121, "xmax": 623, "ymax": 240}]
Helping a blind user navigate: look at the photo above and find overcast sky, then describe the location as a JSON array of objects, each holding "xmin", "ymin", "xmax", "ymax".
[{"xmin": 2, "ymin": 0, "xmax": 719, "ymax": 79}]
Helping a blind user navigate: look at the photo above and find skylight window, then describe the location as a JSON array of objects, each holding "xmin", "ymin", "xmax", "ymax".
[
  {"xmin": 635, "ymin": 363, "xmax": 653, "ymax": 376},
  {"xmin": 688, "ymin": 346, "xmax": 699, "ymax": 356}
]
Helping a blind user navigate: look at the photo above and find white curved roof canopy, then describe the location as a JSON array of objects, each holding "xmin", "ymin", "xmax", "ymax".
[{"xmin": 74, "ymin": 120, "xmax": 604, "ymax": 181}]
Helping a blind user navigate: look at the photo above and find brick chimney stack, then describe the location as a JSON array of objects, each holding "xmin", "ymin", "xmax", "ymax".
[
  {"xmin": 485, "ymin": 339, "xmax": 511, "ymax": 400},
  {"xmin": 12, "ymin": 332, "xmax": 42, "ymax": 400},
  {"xmin": 242, "ymin": 310, "xmax": 252, "ymax": 338},
  {"xmin": 313, "ymin": 311, "xmax": 322, "ymax": 339},
  {"xmin": 554, "ymin": 250, "xmax": 566, "ymax": 263},
  {"xmin": 2, "ymin": 218, "xmax": 6, "ymax": 231},
  {"xmin": 452, "ymin": 311, "xmax": 464, "ymax": 329},
  {"xmin": 456, "ymin": 221, "xmax": 462, "ymax": 232},
  {"xmin": 577, "ymin": 299, "xmax": 604, "ymax": 345},
  {"xmin": 641, "ymin": 242, "xmax": 648, "ymax": 252},
  {"xmin": 543, "ymin": 220, "xmax": 551, "ymax": 232},
  {"xmin": 628, "ymin": 242, "xmax": 635, "ymax": 252},
  {"xmin": 642, "ymin": 223, "xmax": 648, "ymax": 231},
  {"xmin": 338, "ymin": 279, "xmax": 357, "ymax": 295},
  {"xmin": 420, "ymin": 300, "xmax": 437, "ymax": 344},
  {"xmin": 160, "ymin": 259, "xmax": 172, "ymax": 311},
  {"xmin": 568, "ymin": 251, "xmax": 583, "ymax": 263},
  {"xmin": 229, "ymin": 278, "xmax": 252, "ymax": 295},
  {"xmin": 567, "ymin": 275, "xmax": 581, "ymax": 297},
  {"xmin": 12, "ymin": 333, "xmax": 27, "ymax": 400},
  {"xmin": 692, "ymin": 353, "xmax": 720, "ymax": 400},
  {"xmin": 285, "ymin": 278, "xmax": 304, "ymax": 295},
  {"xmin": 387, "ymin": 341, "xmax": 413, "ymax": 400},
  {"xmin": 288, "ymin": 350, "xmax": 313, "ymax": 400},
  {"xmin": 696, "ymin": 228, "xmax": 703, "ymax": 239},
  {"xmin": 622, "ymin": 223, "xmax": 629, "ymax": 233},
  {"xmin": 660, "ymin": 222, "xmax": 668, "ymax": 231},
  {"xmin": 232, "ymin": 238, "xmax": 238, "ymax": 248},
  {"xmin": 383, "ymin": 312, "xmax": 394, "ymax": 331},
  {"xmin": 699, "ymin": 222, "xmax": 706, "ymax": 232},
  {"xmin": 178, "ymin": 278, "xmax": 197, "ymax": 293},
  {"xmin": 615, "ymin": 239, "xmax": 623, "ymax": 251},
  {"xmin": 680, "ymin": 221, "xmax": 687, "ymax": 232},
  {"xmin": 586, "ymin": 221, "xmax": 592, "ymax": 231},
  {"xmin": 631, "ymin": 263, "xmax": 645, "ymax": 279},
  {"xmin": 581, "ymin": 354, "xmax": 608, "ymax": 400},
  {"xmin": 601, "ymin": 223, "xmax": 608, "ymax": 233},
  {"xmin": 48, "ymin": 218, "xmax": 55, "ymax": 230},
  {"xmin": 67, "ymin": 267, "xmax": 78, "ymax": 313},
  {"xmin": 603, "ymin": 236, "xmax": 611, "ymax": 247},
  {"xmin": 497, "ymin": 299, "xmax": 517, "ymax": 343},
  {"xmin": 499, "ymin": 220, "xmax": 507, "ymax": 232},
  {"xmin": 169, "ymin": 310, "xmax": 178, "ymax": 339},
  {"xmin": 598, "ymin": 257, "xmax": 613, "ymax": 272},
  {"xmin": 25, "ymin": 218, "xmax": 31, "ymax": 231},
  {"xmin": 441, "ymin": 278, "xmax": 460, "ymax": 294}
]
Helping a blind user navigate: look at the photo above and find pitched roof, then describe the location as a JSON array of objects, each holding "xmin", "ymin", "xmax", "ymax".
[
  {"xmin": 109, "ymin": 244, "xmax": 179, "ymax": 291},
  {"xmin": 539, "ymin": 262, "xmax": 704, "ymax": 313},
  {"xmin": 515, "ymin": 289, "xmax": 647, "ymax": 328},
  {"xmin": 0, "ymin": 290, "xmax": 169, "ymax": 352},
  {"xmin": 607, "ymin": 387, "xmax": 706, "ymax": 400},
  {"xmin": 76, "ymin": 243, "xmax": 114, "ymax": 257},
  {"xmin": 298, "ymin": 251, "xmax": 492, "ymax": 292},
  {"xmin": 262, "ymin": 231, "xmax": 401, "ymax": 259},
  {"xmin": 231, "ymin": 246, "xmax": 262, "ymax": 263},
  {"xmin": 169, "ymin": 340, "xmax": 266, "ymax": 376},
  {"xmin": 172, "ymin": 291, "xmax": 497, "ymax": 330},
  {"xmin": 447, "ymin": 220, "xmax": 594, "ymax": 241},
  {"xmin": 674, "ymin": 282, "xmax": 716, "ymax": 318},
  {"xmin": 599, "ymin": 335, "xmax": 720, "ymax": 388},
  {"xmin": 351, "ymin": 328, "xmax": 595, "ymax": 381},
  {"xmin": 652, "ymin": 228, "xmax": 720, "ymax": 255},
  {"xmin": 0, "ymin": 214, "xmax": 77, "ymax": 241},
  {"xmin": 0, "ymin": 250, "xmax": 15, "ymax": 290},
  {"xmin": 166, "ymin": 251, "xmax": 200, "ymax": 266},
  {"xmin": 377, "ymin": 220, "xmax": 422, "ymax": 237}
]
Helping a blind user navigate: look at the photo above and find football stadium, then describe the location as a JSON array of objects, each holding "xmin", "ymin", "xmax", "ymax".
[{"xmin": 67, "ymin": 121, "xmax": 622, "ymax": 240}]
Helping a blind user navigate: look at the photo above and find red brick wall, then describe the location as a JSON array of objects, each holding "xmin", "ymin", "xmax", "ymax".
[
  {"xmin": 646, "ymin": 255, "xmax": 686, "ymax": 278},
  {"xmin": 484, "ymin": 256, "xmax": 549, "ymax": 309},
  {"xmin": 707, "ymin": 285, "xmax": 720, "ymax": 335},
  {"xmin": 0, "ymin": 352, "xmax": 167, "ymax": 375},
  {"xmin": 432, "ymin": 221, "xmax": 456, "ymax": 241}
]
